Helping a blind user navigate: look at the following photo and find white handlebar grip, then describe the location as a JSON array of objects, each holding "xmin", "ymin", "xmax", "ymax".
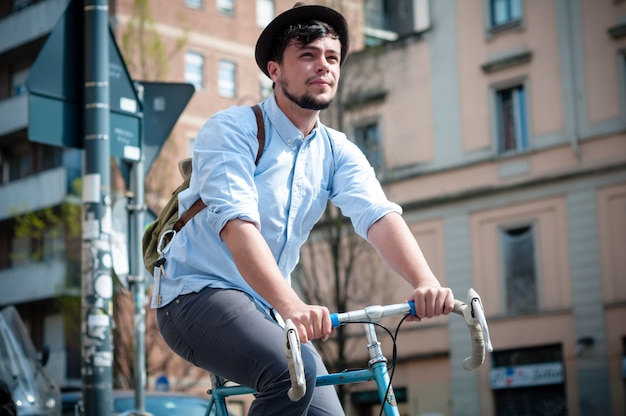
[
  {"xmin": 452, "ymin": 288, "xmax": 492, "ymax": 371},
  {"xmin": 284, "ymin": 319, "xmax": 306, "ymax": 402}
]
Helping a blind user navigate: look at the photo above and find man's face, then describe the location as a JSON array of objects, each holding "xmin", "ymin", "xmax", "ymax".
[{"xmin": 269, "ymin": 35, "xmax": 341, "ymax": 110}]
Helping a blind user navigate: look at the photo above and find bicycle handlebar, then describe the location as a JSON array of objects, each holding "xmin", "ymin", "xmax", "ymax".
[
  {"xmin": 284, "ymin": 319, "xmax": 306, "ymax": 401},
  {"xmin": 284, "ymin": 288, "xmax": 493, "ymax": 402},
  {"xmin": 451, "ymin": 288, "xmax": 493, "ymax": 370}
]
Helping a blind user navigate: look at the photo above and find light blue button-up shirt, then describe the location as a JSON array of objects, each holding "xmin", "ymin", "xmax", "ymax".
[{"xmin": 151, "ymin": 94, "xmax": 401, "ymax": 310}]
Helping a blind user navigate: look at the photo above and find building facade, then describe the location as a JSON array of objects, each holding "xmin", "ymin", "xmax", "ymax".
[
  {"xmin": 333, "ymin": 1, "xmax": 626, "ymax": 415},
  {"xmin": 0, "ymin": 0, "xmax": 624, "ymax": 415}
]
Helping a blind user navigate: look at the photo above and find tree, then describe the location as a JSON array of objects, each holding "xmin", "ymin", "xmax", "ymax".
[
  {"xmin": 12, "ymin": 180, "xmax": 84, "ymax": 382},
  {"xmin": 111, "ymin": 287, "xmax": 205, "ymax": 391},
  {"xmin": 294, "ymin": 1, "xmax": 401, "ymax": 406},
  {"xmin": 119, "ymin": 0, "xmax": 190, "ymax": 213},
  {"xmin": 112, "ymin": 0, "xmax": 200, "ymax": 391},
  {"xmin": 295, "ymin": 206, "xmax": 396, "ymax": 404},
  {"xmin": 120, "ymin": 0, "xmax": 189, "ymax": 81}
]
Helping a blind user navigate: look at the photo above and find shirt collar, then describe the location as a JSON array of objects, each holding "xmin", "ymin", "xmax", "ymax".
[{"xmin": 264, "ymin": 93, "xmax": 319, "ymax": 146}]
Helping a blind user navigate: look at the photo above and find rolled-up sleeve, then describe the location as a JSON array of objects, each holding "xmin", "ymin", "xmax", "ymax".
[
  {"xmin": 190, "ymin": 107, "xmax": 262, "ymax": 236},
  {"xmin": 329, "ymin": 133, "xmax": 402, "ymax": 240}
]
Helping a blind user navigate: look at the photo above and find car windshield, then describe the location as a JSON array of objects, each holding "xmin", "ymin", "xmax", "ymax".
[{"xmin": 113, "ymin": 395, "xmax": 209, "ymax": 416}]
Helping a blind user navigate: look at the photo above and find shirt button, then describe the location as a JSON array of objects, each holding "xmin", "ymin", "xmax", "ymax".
[{"xmin": 287, "ymin": 139, "xmax": 292, "ymax": 144}]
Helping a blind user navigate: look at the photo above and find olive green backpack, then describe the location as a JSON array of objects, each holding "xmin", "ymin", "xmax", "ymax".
[{"xmin": 142, "ymin": 105, "xmax": 265, "ymax": 274}]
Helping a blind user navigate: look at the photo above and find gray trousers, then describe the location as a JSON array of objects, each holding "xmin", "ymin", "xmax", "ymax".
[{"xmin": 157, "ymin": 287, "xmax": 345, "ymax": 415}]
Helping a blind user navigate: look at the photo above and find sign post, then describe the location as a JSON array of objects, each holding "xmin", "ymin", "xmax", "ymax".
[
  {"xmin": 26, "ymin": 1, "xmax": 192, "ymax": 413},
  {"xmin": 81, "ymin": 1, "xmax": 113, "ymax": 415},
  {"xmin": 122, "ymin": 81, "xmax": 193, "ymax": 411}
]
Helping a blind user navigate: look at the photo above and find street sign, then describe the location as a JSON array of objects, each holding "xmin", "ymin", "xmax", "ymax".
[
  {"xmin": 141, "ymin": 82, "xmax": 195, "ymax": 172},
  {"xmin": 116, "ymin": 81, "xmax": 194, "ymax": 186},
  {"xmin": 111, "ymin": 197, "xmax": 130, "ymax": 289},
  {"xmin": 26, "ymin": 0, "xmax": 142, "ymax": 161}
]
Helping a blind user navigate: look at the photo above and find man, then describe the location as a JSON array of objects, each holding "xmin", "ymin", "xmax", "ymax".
[{"xmin": 153, "ymin": 3, "xmax": 454, "ymax": 415}]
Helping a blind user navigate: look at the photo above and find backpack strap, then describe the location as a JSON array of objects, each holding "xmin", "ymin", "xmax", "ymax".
[
  {"xmin": 172, "ymin": 104, "xmax": 265, "ymax": 234},
  {"xmin": 252, "ymin": 104, "xmax": 266, "ymax": 164}
]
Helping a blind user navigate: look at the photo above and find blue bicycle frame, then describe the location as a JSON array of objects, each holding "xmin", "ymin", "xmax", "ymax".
[
  {"xmin": 204, "ymin": 288, "xmax": 492, "ymax": 416},
  {"xmin": 205, "ymin": 321, "xmax": 401, "ymax": 416}
]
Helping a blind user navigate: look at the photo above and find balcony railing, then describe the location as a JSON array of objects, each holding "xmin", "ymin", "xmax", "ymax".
[
  {"xmin": 0, "ymin": 0, "xmax": 68, "ymax": 56},
  {"xmin": 0, "ymin": 258, "xmax": 68, "ymax": 304},
  {"xmin": 0, "ymin": 166, "xmax": 68, "ymax": 221}
]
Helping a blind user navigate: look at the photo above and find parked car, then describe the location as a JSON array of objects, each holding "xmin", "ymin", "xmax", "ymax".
[
  {"xmin": 61, "ymin": 390, "xmax": 211, "ymax": 416},
  {"xmin": 0, "ymin": 306, "xmax": 61, "ymax": 416}
]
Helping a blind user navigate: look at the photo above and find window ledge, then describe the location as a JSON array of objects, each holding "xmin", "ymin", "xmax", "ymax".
[
  {"xmin": 488, "ymin": 19, "xmax": 523, "ymax": 37},
  {"xmin": 608, "ymin": 22, "xmax": 626, "ymax": 39},
  {"xmin": 482, "ymin": 49, "xmax": 532, "ymax": 74},
  {"xmin": 344, "ymin": 90, "xmax": 387, "ymax": 110}
]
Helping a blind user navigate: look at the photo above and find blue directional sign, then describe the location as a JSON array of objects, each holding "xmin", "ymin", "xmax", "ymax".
[
  {"xmin": 26, "ymin": 0, "xmax": 142, "ymax": 161},
  {"xmin": 139, "ymin": 81, "xmax": 195, "ymax": 172},
  {"xmin": 116, "ymin": 81, "xmax": 194, "ymax": 186}
]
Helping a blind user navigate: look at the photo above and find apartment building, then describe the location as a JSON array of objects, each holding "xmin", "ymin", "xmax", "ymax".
[
  {"xmin": 330, "ymin": 0, "xmax": 626, "ymax": 415},
  {"xmin": 1, "ymin": 0, "xmax": 624, "ymax": 415},
  {"xmin": 0, "ymin": 0, "xmax": 84, "ymax": 390},
  {"xmin": 0, "ymin": 0, "xmax": 362, "ymax": 397},
  {"xmin": 0, "ymin": 0, "xmax": 319, "ymax": 391}
]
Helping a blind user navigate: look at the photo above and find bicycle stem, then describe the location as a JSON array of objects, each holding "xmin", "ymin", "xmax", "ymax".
[{"xmin": 363, "ymin": 322, "xmax": 387, "ymax": 366}]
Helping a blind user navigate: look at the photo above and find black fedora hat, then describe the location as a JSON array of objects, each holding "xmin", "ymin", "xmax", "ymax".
[{"xmin": 255, "ymin": 2, "xmax": 350, "ymax": 78}]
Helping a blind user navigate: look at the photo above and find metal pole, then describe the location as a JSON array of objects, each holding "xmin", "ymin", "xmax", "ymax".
[
  {"xmin": 81, "ymin": 0, "xmax": 113, "ymax": 415},
  {"xmin": 128, "ymin": 87, "xmax": 147, "ymax": 410}
]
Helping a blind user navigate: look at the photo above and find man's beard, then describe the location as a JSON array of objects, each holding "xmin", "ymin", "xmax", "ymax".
[{"xmin": 279, "ymin": 79, "xmax": 333, "ymax": 110}]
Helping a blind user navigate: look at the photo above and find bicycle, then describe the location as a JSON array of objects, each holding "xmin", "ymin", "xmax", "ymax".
[{"xmin": 204, "ymin": 288, "xmax": 493, "ymax": 416}]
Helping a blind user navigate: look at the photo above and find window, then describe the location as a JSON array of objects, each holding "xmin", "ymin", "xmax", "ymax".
[
  {"xmin": 259, "ymin": 73, "xmax": 273, "ymax": 99},
  {"xmin": 11, "ymin": 68, "xmax": 29, "ymax": 96},
  {"xmin": 10, "ymin": 234, "xmax": 30, "ymax": 267},
  {"xmin": 622, "ymin": 338, "xmax": 626, "ymax": 379},
  {"xmin": 184, "ymin": 0, "xmax": 202, "ymax": 9},
  {"xmin": 363, "ymin": 0, "xmax": 399, "ymax": 46},
  {"xmin": 501, "ymin": 225, "xmax": 537, "ymax": 314},
  {"xmin": 352, "ymin": 386, "xmax": 408, "ymax": 415},
  {"xmin": 218, "ymin": 60, "xmax": 237, "ymax": 98},
  {"xmin": 7, "ymin": 142, "xmax": 31, "ymax": 181},
  {"xmin": 364, "ymin": 0, "xmax": 429, "ymax": 45},
  {"xmin": 42, "ymin": 226, "xmax": 65, "ymax": 261},
  {"xmin": 0, "ymin": 227, "xmax": 10, "ymax": 269},
  {"xmin": 491, "ymin": 345, "xmax": 566, "ymax": 416},
  {"xmin": 354, "ymin": 122, "xmax": 382, "ymax": 173},
  {"xmin": 490, "ymin": 0, "xmax": 522, "ymax": 27},
  {"xmin": 216, "ymin": 0, "xmax": 234, "ymax": 16},
  {"xmin": 185, "ymin": 52, "xmax": 204, "ymax": 90},
  {"xmin": 256, "ymin": 0, "xmax": 274, "ymax": 27},
  {"xmin": 496, "ymin": 84, "xmax": 528, "ymax": 153}
]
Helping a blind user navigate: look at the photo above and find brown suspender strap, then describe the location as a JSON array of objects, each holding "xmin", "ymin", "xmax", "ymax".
[{"xmin": 172, "ymin": 104, "xmax": 265, "ymax": 234}]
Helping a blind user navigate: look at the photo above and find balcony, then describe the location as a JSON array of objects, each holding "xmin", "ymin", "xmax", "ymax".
[
  {"xmin": 0, "ymin": 258, "xmax": 68, "ymax": 304},
  {"xmin": 0, "ymin": 93, "xmax": 27, "ymax": 137},
  {"xmin": 0, "ymin": 0, "xmax": 68, "ymax": 57},
  {"xmin": 0, "ymin": 166, "xmax": 68, "ymax": 221}
]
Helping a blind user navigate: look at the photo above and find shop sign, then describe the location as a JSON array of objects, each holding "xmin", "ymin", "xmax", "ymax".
[{"xmin": 490, "ymin": 362, "xmax": 564, "ymax": 389}]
